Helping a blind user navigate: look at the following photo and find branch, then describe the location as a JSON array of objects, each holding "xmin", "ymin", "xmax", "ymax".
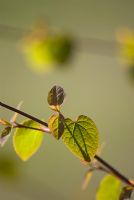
[
  {"xmin": 95, "ymin": 155, "xmax": 134, "ymax": 187},
  {"xmin": 0, "ymin": 101, "xmax": 133, "ymax": 187},
  {"xmin": 13, "ymin": 122, "xmax": 50, "ymax": 134},
  {"xmin": 0, "ymin": 102, "xmax": 48, "ymax": 127}
]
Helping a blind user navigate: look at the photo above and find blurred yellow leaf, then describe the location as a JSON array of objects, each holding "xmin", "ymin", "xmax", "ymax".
[
  {"xmin": 22, "ymin": 24, "xmax": 73, "ymax": 73},
  {"xmin": 117, "ymin": 28, "xmax": 134, "ymax": 65},
  {"xmin": 82, "ymin": 169, "xmax": 93, "ymax": 190},
  {"xmin": 96, "ymin": 175, "xmax": 121, "ymax": 200}
]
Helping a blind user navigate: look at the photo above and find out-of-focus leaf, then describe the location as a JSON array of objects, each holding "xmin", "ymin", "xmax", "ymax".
[
  {"xmin": 119, "ymin": 186, "xmax": 133, "ymax": 200},
  {"xmin": 82, "ymin": 168, "xmax": 93, "ymax": 190},
  {"xmin": 0, "ymin": 119, "xmax": 10, "ymax": 126},
  {"xmin": 48, "ymin": 114, "xmax": 64, "ymax": 140},
  {"xmin": 47, "ymin": 85, "xmax": 65, "ymax": 111},
  {"xmin": 126, "ymin": 65, "xmax": 134, "ymax": 85},
  {"xmin": 96, "ymin": 175, "xmax": 121, "ymax": 200},
  {"xmin": 117, "ymin": 29, "xmax": 134, "ymax": 65},
  {"xmin": 10, "ymin": 101, "xmax": 23, "ymax": 123},
  {"xmin": 0, "ymin": 154, "xmax": 19, "ymax": 179},
  {"xmin": 0, "ymin": 126, "xmax": 12, "ymax": 147},
  {"xmin": 22, "ymin": 30, "xmax": 73, "ymax": 73},
  {"xmin": 62, "ymin": 115, "xmax": 99, "ymax": 162},
  {"xmin": 13, "ymin": 120, "xmax": 44, "ymax": 161}
]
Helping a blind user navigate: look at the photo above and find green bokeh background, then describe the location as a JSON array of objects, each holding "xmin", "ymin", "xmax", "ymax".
[{"xmin": 0, "ymin": 0, "xmax": 134, "ymax": 199}]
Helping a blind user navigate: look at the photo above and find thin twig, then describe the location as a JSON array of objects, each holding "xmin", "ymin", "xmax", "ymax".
[
  {"xmin": 95, "ymin": 155, "xmax": 134, "ymax": 187},
  {"xmin": 0, "ymin": 102, "xmax": 48, "ymax": 127},
  {"xmin": 13, "ymin": 122, "xmax": 50, "ymax": 134}
]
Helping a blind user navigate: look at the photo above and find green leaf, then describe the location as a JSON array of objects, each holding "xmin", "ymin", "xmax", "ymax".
[
  {"xmin": 0, "ymin": 126, "xmax": 12, "ymax": 147},
  {"xmin": 23, "ymin": 33, "xmax": 73, "ymax": 72},
  {"xmin": 47, "ymin": 85, "xmax": 65, "ymax": 111},
  {"xmin": 96, "ymin": 175, "xmax": 121, "ymax": 200},
  {"xmin": 119, "ymin": 186, "xmax": 133, "ymax": 200},
  {"xmin": 13, "ymin": 120, "xmax": 44, "ymax": 161},
  {"xmin": 48, "ymin": 114, "xmax": 64, "ymax": 140},
  {"xmin": 62, "ymin": 115, "xmax": 99, "ymax": 162}
]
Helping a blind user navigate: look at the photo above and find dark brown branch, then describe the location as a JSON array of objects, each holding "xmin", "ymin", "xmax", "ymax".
[
  {"xmin": 0, "ymin": 102, "xmax": 48, "ymax": 127},
  {"xmin": 0, "ymin": 101, "xmax": 133, "ymax": 187},
  {"xmin": 95, "ymin": 155, "xmax": 134, "ymax": 187},
  {"xmin": 14, "ymin": 122, "xmax": 50, "ymax": 133}
]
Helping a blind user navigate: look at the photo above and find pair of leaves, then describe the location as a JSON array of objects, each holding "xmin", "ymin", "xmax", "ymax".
[
  {"xmin": 48, "ymin": 85, "xmax": 99, "ymax": 162},
  {"xmin": 48, "ymin": 113, "xmax": 99, "ymax": 162},
  {"xmin": 49, "ymin": 114, "xmax": 99, "ymax": 162},
  {"xmin": 96, "ymin": 175, "xmax": 133, "ymax": 200},
  {"xmin": 5, "ymin": 86, "xmax": 65, "ymax": 161},
  {"xmin": 12, "ymin": 85, "xmax": 99, "ymax": 163}
]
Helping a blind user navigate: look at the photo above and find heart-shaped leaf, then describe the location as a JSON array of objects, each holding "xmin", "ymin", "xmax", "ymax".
[
  {"xmin": 13, "ymin": 120, "xmax": 44, "ymax": 161},
  {"xmin": 47, "ymin": 85, "xmax": 65, "ymax": 111},
  {"xmin": 96, "ymin": 175, "xmax": 121, "ymax": 200},
  {"xmin": 48, "ymin": 114, "xmax": 64, "ymax": 140},
  {"xmin": 62, "ymin": 115, "xmax": 99, "ymax": 162}
]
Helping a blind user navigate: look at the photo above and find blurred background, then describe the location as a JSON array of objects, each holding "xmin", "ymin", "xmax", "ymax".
[{"xmin": 0, "ymin": 0, "xmax": 134, "ymax": 199}]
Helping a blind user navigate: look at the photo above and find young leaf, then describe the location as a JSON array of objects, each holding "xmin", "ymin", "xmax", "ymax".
[
  {"xmin": 47, "ymin": 85, "xmax": 65, "ymax": 111},
  {"xmin": 13, "ymin": 120, "xmax": 44, "ymax": 161},
  {"xmin": 62, "ymin": 115, "xmax": 99, "ymax": 162},
  {"xmin": 82, "ymin": 168, "xmax": 93, "ymax": 190},
  {"xmin": 48, "ymin": 114, "xmax": 64, "ymax": 140},
  {"xmin": 119, "ymin": 186, "xmax": 133, "ymax": 200},
  {"xmin": 0, "ymin": 126, "xmax": 12, "ymax": 147},
  {"xmin": 96, "ymin": 175, "xmax": 121, "ymax": 200},
  {"xmin": 10, "ymin": 101, "xmax": 23, "ymax": 123},
  {"xmin": 0, "ymin": 119, "xmax": 11, "ymax": 126}
]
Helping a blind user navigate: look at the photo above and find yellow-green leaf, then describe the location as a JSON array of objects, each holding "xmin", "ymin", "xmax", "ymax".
[
  {"xmin": 62, "ymin": 115, "xmax": 99, "ymax": 162},
  {"xmin": 117, "ymin": 29, "xmax": 134, "ymax": 65},
  {"xmin": 96, "ymin": 175, "xmax": 121, "ymax": 200},
  {"xmin": 48, "ymin": 114, "xmax": 64, "ymax": 140},
  {"xmin": 22, "ymin": 33, "xmax": 73, "ymax": 72},
  {"xmin": 13, "ymin": 120, "xmax": 44, "ymax": 161}
]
